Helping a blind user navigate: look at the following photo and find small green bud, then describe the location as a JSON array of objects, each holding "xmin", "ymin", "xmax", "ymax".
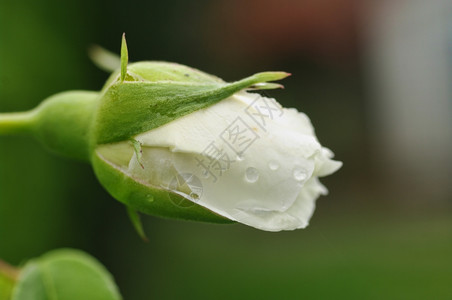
[{"xmin": 10, "ymin": 249, "xmax": 122, "ymax": 300}]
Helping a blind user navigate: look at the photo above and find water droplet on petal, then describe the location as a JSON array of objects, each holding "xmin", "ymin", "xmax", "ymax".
[
  {"xmin": 245, "ymin": 167, "xmax": 259, "ymax": 183},
  {"xmin": 293, "ymin": 168, "xmax": 307, "ymax": 181},
  {"xmin": 268, "ymin": 161, "xmax": 279, "ymax": 171}
]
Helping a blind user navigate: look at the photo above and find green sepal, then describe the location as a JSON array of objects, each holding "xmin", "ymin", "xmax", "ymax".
[
  {"xmin": 126, "ymin": 207, "xmax": 148, "ymax": 241},
  {"xmin": 120, "ymin": 33, "xmax": 128, "ymax": 82},
  {"xmin": 88, "ymin": 45, "xmax": 121, "ymax": 73},
  {"xmin": 93, "ymin": 71, "xmax": 290, "ymax": 144},
  {"xmin": 127, "ymin": 62, "xmax": 224, "ymax": 84},
  {"xmin": 92, "ymin": 151, "xmax": 233, "ymax": 223},
  {"xmin": 248, "ymin": 82, "xmax": 285, "ymax": 90},
  {"xmin": 11, "ymin": 249, "xmax": 122, "ymax": 300},
  {"xmin": 101, "ymin": 61, "xmax": 224, "ymax": 91}
]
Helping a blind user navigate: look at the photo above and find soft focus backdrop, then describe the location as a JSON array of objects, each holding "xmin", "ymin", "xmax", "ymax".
[{"xmin": 1, "ymin": 0, "xmax": 451, "ymax": 299}]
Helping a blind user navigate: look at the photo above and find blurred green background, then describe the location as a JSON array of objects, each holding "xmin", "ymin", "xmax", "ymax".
[{"xmin": 1, "ymin": 0, "xmax": 451, "ymax": 299}]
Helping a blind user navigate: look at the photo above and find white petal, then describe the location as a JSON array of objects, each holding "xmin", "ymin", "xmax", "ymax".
[
  {"xmin": 313, "ymin": 148, "xmax": 343, "ymax": 177},
  {"xmin": 123, "ymin": 91, "xmax": 342, "ymax": 231}
]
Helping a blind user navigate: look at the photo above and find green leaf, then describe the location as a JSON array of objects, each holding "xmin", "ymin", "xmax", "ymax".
[
  {"xmin": 0, "ymin": 273, "xmax": 15, "ymax": 300},
  {"xmin": 11, "ymin": 249, "xmax": 122, "ymax": 300},
  {"xmin": 0, "ymin": 259, "xmax": 20, "ymax": 300}
]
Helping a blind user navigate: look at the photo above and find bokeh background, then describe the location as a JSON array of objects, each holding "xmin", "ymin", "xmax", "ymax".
[{"xmin": 1, "ymin": 0, "xmax": 452, "ymax": 299}]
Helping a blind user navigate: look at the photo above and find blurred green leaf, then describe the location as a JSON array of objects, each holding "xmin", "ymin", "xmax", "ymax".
[
  {"xmin": 0, "ymin": 273, "xmax": 14, "ymax": 300},
  {"xmin": 11, "ymin": 249, "xmax": 122, "ymax": 300}
]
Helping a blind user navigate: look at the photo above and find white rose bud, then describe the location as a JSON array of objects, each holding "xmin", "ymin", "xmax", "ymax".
[
  {"xmin": 99, "ymin": 89, "xmax": 341, "ymax": 231},
  {"xmin": 0, "ymin": 34, "xmax": 341, "ymax": 234}
]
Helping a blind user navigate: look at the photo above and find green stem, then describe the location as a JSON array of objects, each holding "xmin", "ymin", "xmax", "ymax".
[
  {"xmin": 0, "ymin": 111, "xmax": 36, "ymax": 136},
  {"xmin": 0, "ymin": 259, "xmax": 19, "ymax": 281}
]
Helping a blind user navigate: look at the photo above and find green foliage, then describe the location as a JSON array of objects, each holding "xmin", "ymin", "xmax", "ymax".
[
  {"xmin": 11, "ymin": 249, "xmax": 122, "ymax": 300},
  {"xmin": 0, "ymin": 273, "xmax": 14, "ymax": 300}
]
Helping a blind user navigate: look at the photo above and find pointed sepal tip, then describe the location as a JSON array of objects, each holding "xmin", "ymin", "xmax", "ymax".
[
  {"xmin": 127, "ymin": 206, "xmax": 149, "ymax": 242},
  {"xmin": 120, "ymin": 33, "xmax": 128, "ymax": 82}
]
